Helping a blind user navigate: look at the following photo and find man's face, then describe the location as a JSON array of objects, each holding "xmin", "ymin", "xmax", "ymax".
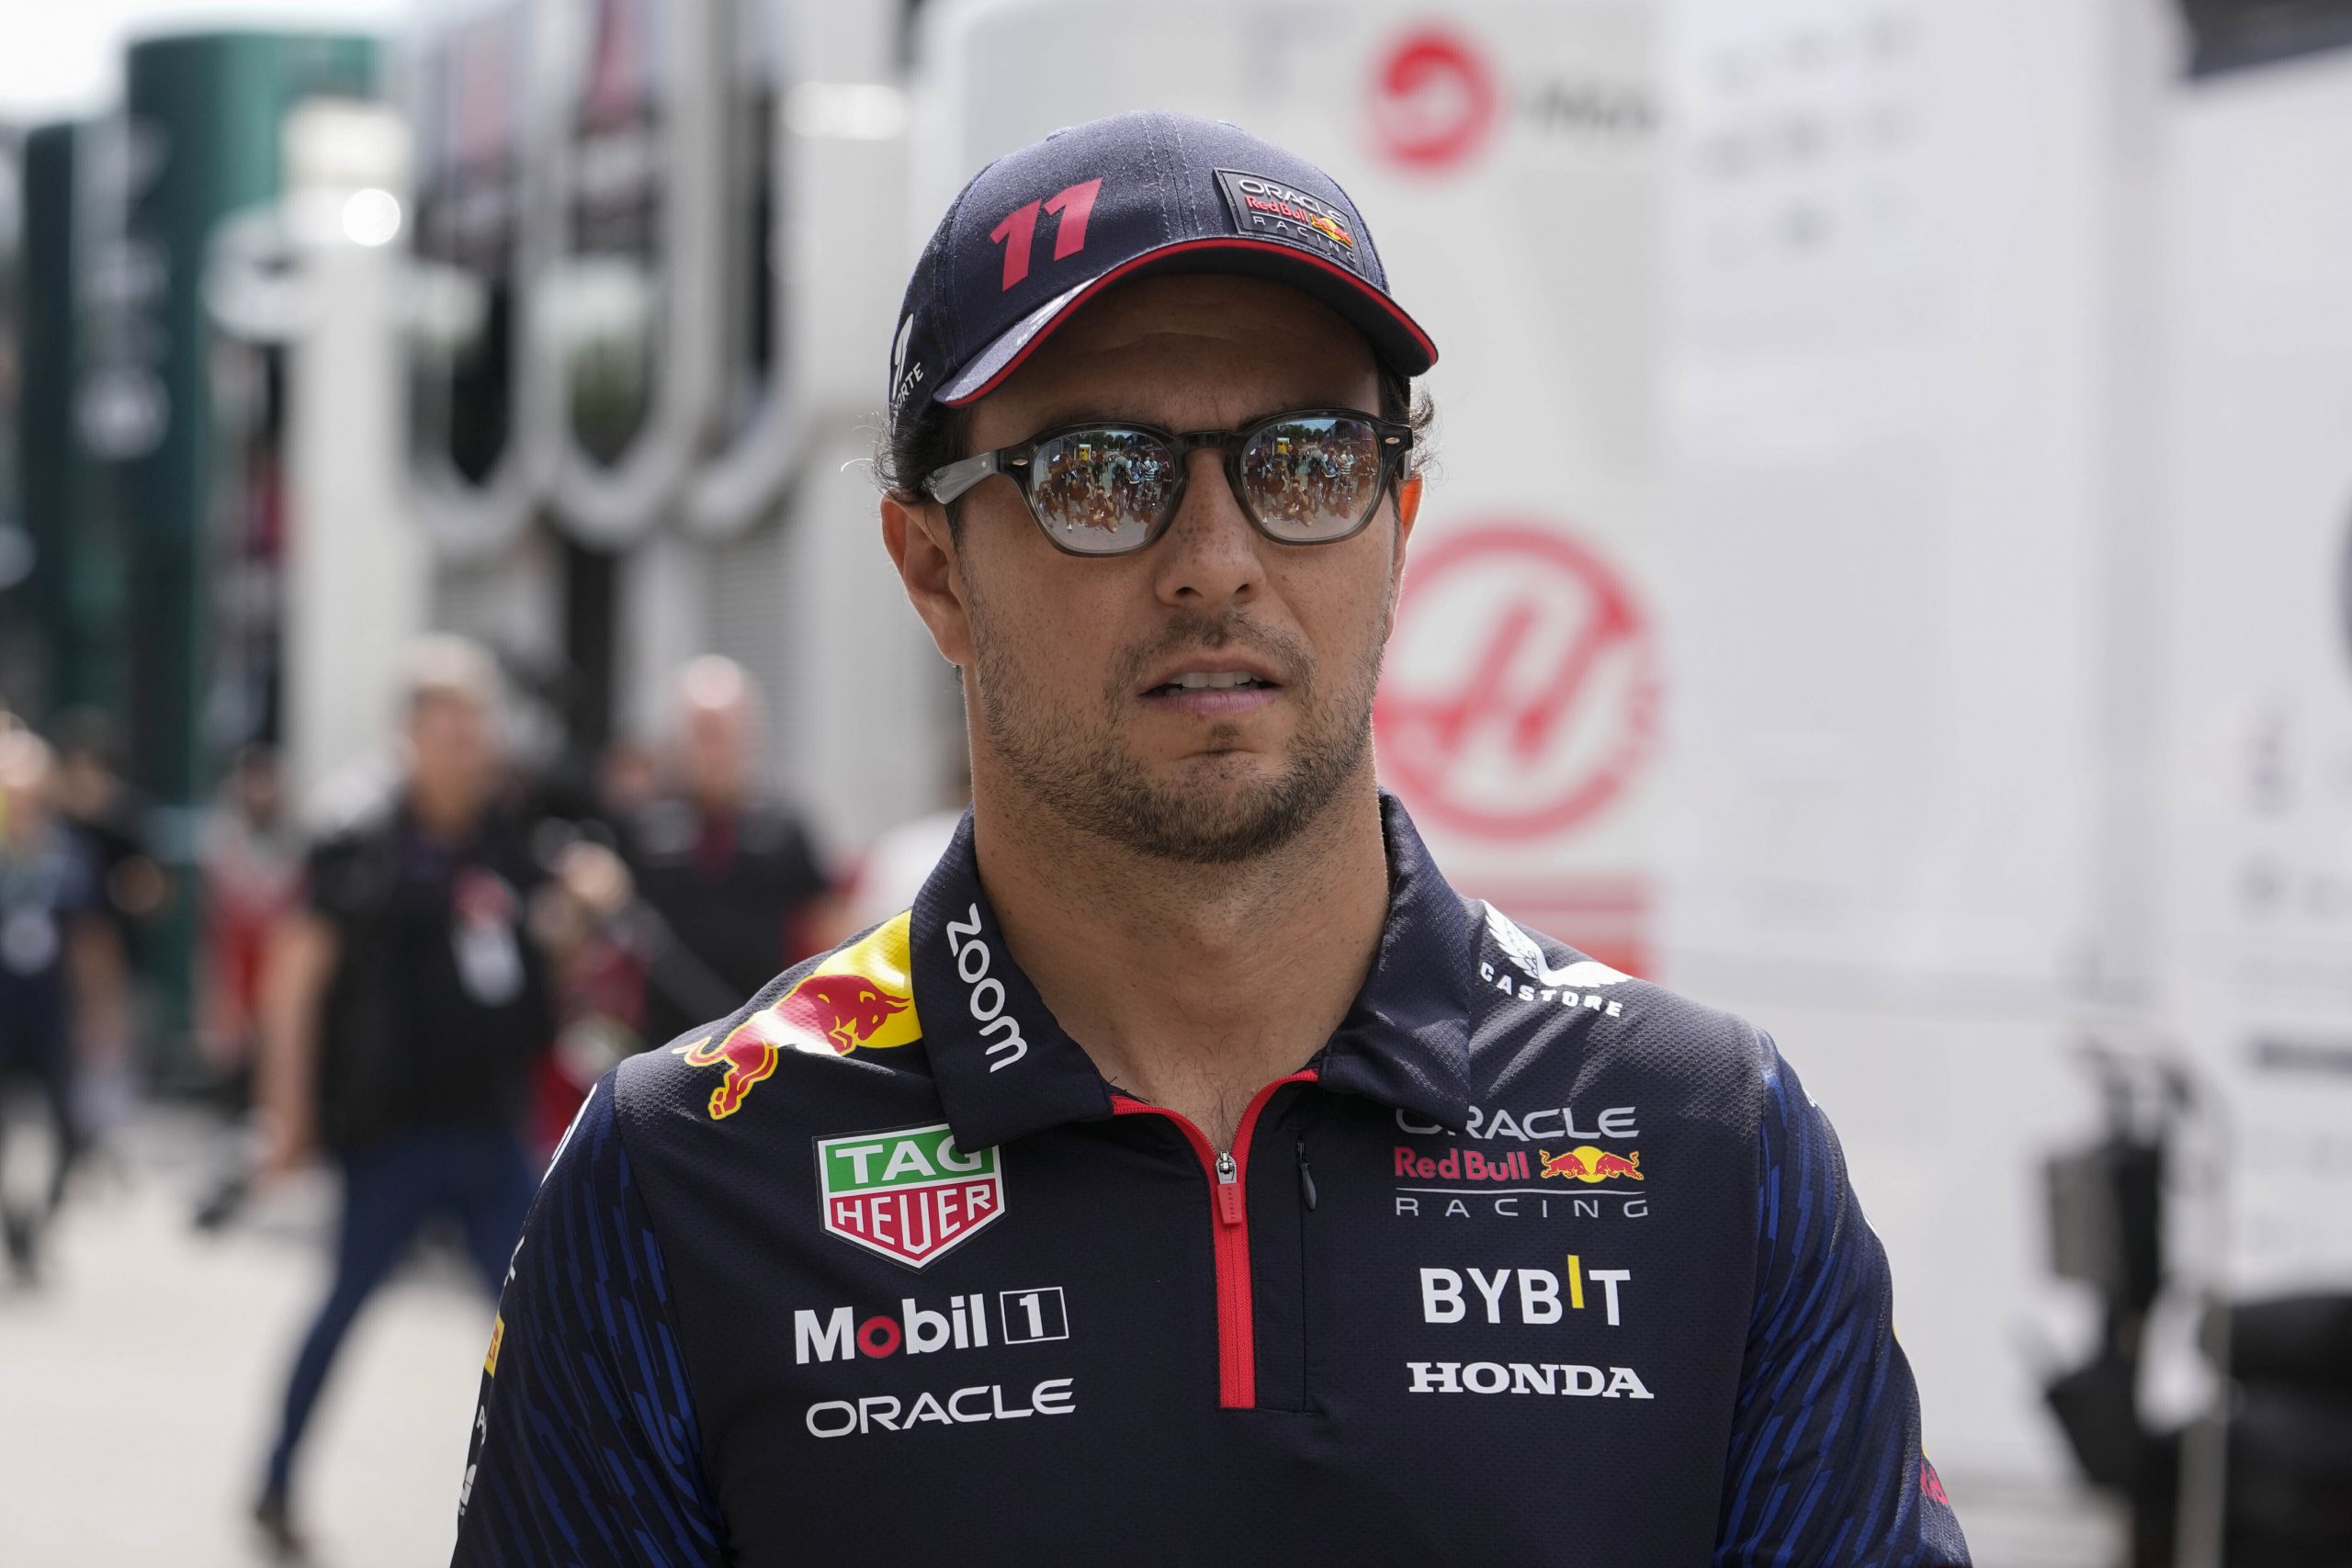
[
  {"xmin": 0, "ymin": 739, "xmax": 52, "ymax": 848},
  {"xmin": 408, "ymin": 692, "xmax": 497, "ymax": 818},
  {"xmin": 935, "ymin": 274, "xmax": 1412, "ymax": 863},
  {"xmin": 681, "ymin": 700, "xmax": 752, "ymax": 812}
]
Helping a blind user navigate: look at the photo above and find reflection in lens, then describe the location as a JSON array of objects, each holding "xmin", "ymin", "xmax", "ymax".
[
  {"xmin": 1242, "ymin": 417, "xmax": 1382, "ymax": 541},
  {"xmin": 1029, "ymin": 428, "xmax": 1177, "ymax": 553}
]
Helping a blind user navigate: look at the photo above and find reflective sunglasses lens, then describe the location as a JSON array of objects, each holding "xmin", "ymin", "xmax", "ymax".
[
  {"xmin": 1027, "ymin": 428, "xmax": 1178, "ymax": 553},
  {"xmin": 1240, "ymin": 416, "xmax": 1385, "ymax": 541}
]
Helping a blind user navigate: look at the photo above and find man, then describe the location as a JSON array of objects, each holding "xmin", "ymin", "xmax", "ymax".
[
  {"xmin": 0, "ymin": 726, "xmax": 126, "ymax": 1282},
  {"xmin": 253, "ymin": 637, "xmax": 564, "ymax": 1553},
  {"xmin": 455, "ymin": 113, "xmax": 1971, "ymax": 1564},
  {"xmin": 619, "ymin": 656, "xmax": 842, "ymax": 1050},
  {"xmin": 199, "ymin": 743, "xmax": 302, "ymax": 1081},
  {"xmin": 51, "ymin": 713, "xmax": 162, "ymax": 1137}
]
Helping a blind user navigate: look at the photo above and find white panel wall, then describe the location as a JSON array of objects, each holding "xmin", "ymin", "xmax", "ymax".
[
  {"xmin": 1661, "ymin": 0, "xmax": 2154, "ymax": 1002},
  {"xmin": 1657, "ymin": 0, "xmax": 2177, "ymax": 1485},
  {"xmin": 2153, "ymin": 50, "xmax": 2352, "ymax": 1300}
]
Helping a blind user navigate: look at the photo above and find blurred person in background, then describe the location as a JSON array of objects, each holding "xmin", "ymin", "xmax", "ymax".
[
  {"xmin": 51, "ymin": 712, "xmax": 163, "ymax": 1137},
  {"xmin": 187, "ymin": 745, "xmax": 305, "ymax": 1234},
  {"xmin": 198, "ymin": 744, "xmax": 301, "ymax": 1088},
  {"xmin": 619, "ymin": 655, "xmax": 843, "ymax": 1050},
  {"xmin": 0, "ymin": 726, "xmax": 128, "ymax": 1283},
  {"xmin": 249, "ymin": 635, "xmax": 620, "ymax": 1556},
  {"xmin": 593, "ymin": 735, "xmax": 661, "ymax": 826},
  {"xmin": 526, "ymin": 798, "xmax": 648, "ymax": 1152},
  {"xmin": 842, "ymin": 765, "xmax": 967, "ymax": 936}
]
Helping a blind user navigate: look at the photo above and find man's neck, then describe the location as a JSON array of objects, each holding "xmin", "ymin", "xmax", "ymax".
[
  {"xmin": 407, "ymin": 789, "xmax": 483, "ymax": 846},
  {"xmin": 970, "ymin": 776, "xmax": 1391, "ymax": 1151},
  {"xmin": 689, "ymin": 784, "xmax": 743, "ymax": 822}
]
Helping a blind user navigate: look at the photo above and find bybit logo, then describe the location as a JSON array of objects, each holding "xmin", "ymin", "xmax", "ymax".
[{"xmin": 1419, "ymin": 1256, "xmax": 1632, "ymax": 1325}]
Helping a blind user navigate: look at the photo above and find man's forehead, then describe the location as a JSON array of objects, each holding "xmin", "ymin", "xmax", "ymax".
[
  {"xmin": 974, "ymin": 274, "xmax": 1380, "ymax": 433},
  {"xmin": 1037, "ymin": 273, "xmax": 1367, "ymax": 357}
]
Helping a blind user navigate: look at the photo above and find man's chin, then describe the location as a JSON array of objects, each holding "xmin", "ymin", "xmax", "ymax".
[
  {"xmin": 1140, "ymin": 748, "xmax": 1295, "ymax": 803},
  {"xmin": 1098, "ymin": 756, "xmax": 1339, "ymax": 864}
]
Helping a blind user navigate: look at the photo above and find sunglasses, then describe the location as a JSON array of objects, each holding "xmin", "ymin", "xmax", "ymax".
[{"xmin": 922, "ymin": 407, "xmax": 1416, "ymax": 557}]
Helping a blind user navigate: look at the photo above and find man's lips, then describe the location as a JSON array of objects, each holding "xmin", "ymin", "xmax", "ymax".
[
  {"xmin": 1136, "ymin": 658, "xmax": 1285, "ymax": 716},
  {"xmin": 1136, "ymin": 656, "xmax": 1282, "ymax": 697}
]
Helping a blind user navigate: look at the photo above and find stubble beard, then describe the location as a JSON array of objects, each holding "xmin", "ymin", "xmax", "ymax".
[{"xmin": 969, "ymin": 605, "xmax": 1382, "ymax": 866}]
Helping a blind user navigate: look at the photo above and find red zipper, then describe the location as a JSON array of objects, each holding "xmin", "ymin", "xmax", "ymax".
[{"xmin": 1113, "ymin": 1069, "xmax": 1317, "ymax": 1409}]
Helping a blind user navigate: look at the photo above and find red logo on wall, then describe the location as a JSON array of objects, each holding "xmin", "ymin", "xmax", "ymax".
[
  {"xmin": 1368, "ymin": 27, "xmax": 1500, "ymax": 172},
  {"xmin": 1375, "ymin": 523, "xmax": 1658, "ymax": 839}
]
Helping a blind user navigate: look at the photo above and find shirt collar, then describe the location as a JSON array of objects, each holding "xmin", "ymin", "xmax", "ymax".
[{"xmin": 909, "ymin": 793, "xmax": 1476, "ymax": 1152}]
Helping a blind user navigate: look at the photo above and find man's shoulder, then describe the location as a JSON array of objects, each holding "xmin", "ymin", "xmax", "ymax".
[
  {"xmin": 300, "ymin": 806, "xmax": 403, "ymax": 915},
  {"xmin": 1460, "ymin": 897, "xmax": 1770, "ymax": 1108},
  {"xmin": 732, "ymin": 798, "xmax": 815, "ymax": 853},
  {"xmin": 620, "ymin": 797, "xmax": 695, "ymax": 866},
  {"xmin": 305, "ymin": 811, "xmax": 391, "ymax": 864},
  {"xmin": 612, "ymin": 909, "xmax": 941, "ymax": 1146},
  {"xmin": 39, "ymin": 824, "xmax": 99, "ymax": 892}
]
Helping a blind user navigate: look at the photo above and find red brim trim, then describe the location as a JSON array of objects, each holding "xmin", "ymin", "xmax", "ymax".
[{"xmin": 939, "ymin": 236, "xmax": 1439, "ymax": 407}]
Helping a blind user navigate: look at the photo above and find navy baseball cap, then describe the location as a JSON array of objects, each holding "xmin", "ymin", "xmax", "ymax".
[{"xmin": 888, "ymin": 110, "xmax": 1437, "ymax": 430}]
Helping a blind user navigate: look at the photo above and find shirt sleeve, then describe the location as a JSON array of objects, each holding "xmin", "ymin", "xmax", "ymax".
[
  {"xmin": 301, "ymin": 831, "xmax": 365, "ymax": 922},
  {"xmin": 453, "ymin": 1074, "xmax": 727, "ymax": 1567},
  {"xmin": 1714, "ymin": 1035, "xmax": 1973, "ymax": 1567},
  {"xmin": 57, "ymin": 833, "xmax": 102, "ymax": 919},
  {"xmin": 772, "ymin": 814, "xmax": 835, "ymax": 963}
]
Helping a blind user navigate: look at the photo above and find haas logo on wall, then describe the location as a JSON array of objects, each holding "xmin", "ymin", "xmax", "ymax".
[
  {"xmin": 1375, "ymin": 523, "xmax": 1658, "ymax": 840},
  {"xmin": 1368, "ymin": 26, "xmax": 1500, "ymax": 172}
]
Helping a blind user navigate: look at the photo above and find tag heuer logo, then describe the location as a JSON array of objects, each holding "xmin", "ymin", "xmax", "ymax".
[{"xmin": 817, "ymin": 1123, "xmax": 1005, "ymax": 1269}]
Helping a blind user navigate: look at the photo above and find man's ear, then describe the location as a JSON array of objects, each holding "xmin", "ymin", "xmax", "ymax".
[
  {"xmin": 881, "ymin": 494, "xmax": 976, "ymax": 669},
  {"xmin": 1384, "ymin": 475, "xmax": 1425, "ymax": 642},
  {"xmin": 1396, "ymin": 474, "xmax": 1424, "ymax": 542}
]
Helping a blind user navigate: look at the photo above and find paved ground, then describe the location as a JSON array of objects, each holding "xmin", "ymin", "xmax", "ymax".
[{"xmin": 0, "ymin": 1111, "xmax": 489, "ymax": 1568}]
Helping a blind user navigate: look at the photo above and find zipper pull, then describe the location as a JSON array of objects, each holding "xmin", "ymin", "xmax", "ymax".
[
  {"xmin": 1296, "ymin": 1139, "xmax": 1317, "ymax": 1211},
  {"xmin": 1214, "ymin": 1149, "xmax": 1244, "ymax": 1225}
]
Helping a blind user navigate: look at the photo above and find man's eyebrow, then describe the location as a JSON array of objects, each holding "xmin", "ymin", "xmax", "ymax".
[
  {"xmin": 1007, "ymin": 400, "xmax": 1351, "ymax": 441},
  {"xmin": 1014, "ymin": 403, "xmax": 1166, "ymax": 434}
]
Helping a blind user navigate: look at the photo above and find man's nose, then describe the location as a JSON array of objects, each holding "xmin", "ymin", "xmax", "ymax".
[{"xmin": 1150, "ymin": 448, "xmax": 1261, "ymax": 611}]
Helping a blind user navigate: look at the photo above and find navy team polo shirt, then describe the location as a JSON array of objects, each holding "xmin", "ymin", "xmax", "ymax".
[{"xmin": 454, "ymin": 795, "xmax": 1971, "ymax": 1566}]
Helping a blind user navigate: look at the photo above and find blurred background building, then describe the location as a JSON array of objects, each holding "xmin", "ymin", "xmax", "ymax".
[{"xmin": 3, "ymin": 0, "xmax": 2352, "ymax": 1563}]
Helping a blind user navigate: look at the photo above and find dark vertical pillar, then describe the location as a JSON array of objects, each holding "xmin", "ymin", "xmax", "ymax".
[
  {"xmin": 561, "ymin": 537, "xmax": 617, "ymax": 759},
  {"xmin": 13, "ymin": 122, "xmax": 119, "ymax": 720},
  {"xmin": 116, "ymin": 31, "xmax": 377, "ymax": 1060}
]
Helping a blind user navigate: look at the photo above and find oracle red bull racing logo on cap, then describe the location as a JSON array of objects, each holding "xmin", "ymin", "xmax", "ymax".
[
  {"xmin": 818, "ymin": 1122, "xmax": 1006, "ymax": 1269},
  {"xmin": 674, "ymin": 912, "xmax": 922, "ymax": 1120},
  {"xmin": 1215, "ymin": 169, "xmax": 1363, "ymax": 275}
]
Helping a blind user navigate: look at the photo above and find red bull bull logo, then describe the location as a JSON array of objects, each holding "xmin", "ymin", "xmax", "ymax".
[
  {"xmin": 786, "ymin": 974, "xmax": 911, "ymax": 1054},
  {"xmin": 677, "ymin": 1026, "xmax": 783, "ymax": 1120},
  {"xmin": 1306, "ymin": 211, "xmax": 1354, "ymax": 249},
  {"xmin": 674, "ymin": 913, "xmax": 924, "ymax": 1121},
  {"xmin": 1537, "ymin": 1146, "xmax": 1643, "ymax": 1183}
]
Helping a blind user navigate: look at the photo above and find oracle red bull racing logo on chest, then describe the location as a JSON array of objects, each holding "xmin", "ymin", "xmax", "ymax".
[
  {"xmin": 817, "ymin": 1122, "xmax": 1006, "ymax": 1269},
  {"xmin": 674, "ymin": 912, "xmax": 922, "ymax": 1120}
]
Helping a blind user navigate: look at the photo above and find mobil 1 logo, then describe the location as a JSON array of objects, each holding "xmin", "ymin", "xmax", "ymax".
[{"xmin": 794, "ymin": 1286, "xmax": 1069, "ymax": 1364}]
